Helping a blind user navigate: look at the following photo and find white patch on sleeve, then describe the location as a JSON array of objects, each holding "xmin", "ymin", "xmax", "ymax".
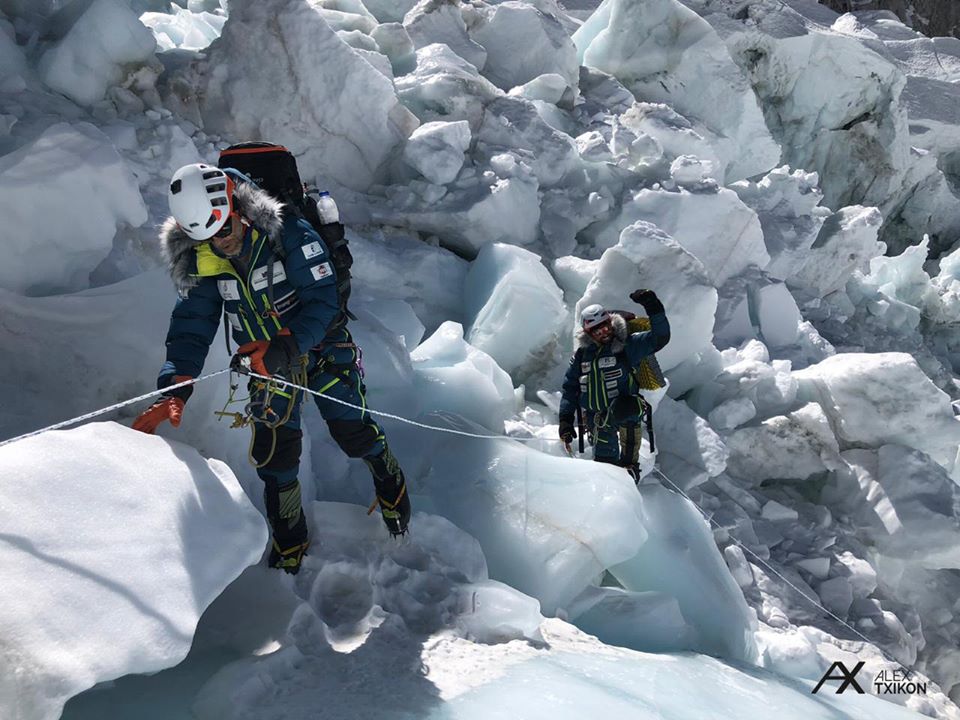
[
  {"xmin": 218, "ymin": 279, "xmax": 241, "ymax": 301},
  {"xmin": 251, "ymin": 261, "xmax": 287, "ymax": 291},
  {"xmin": 302, "ymin": 241, "xmax": 325, "ymax": 260},
  {"xmin": 310, "ymin": 262, "xmax": 333, "ymax": 281}
]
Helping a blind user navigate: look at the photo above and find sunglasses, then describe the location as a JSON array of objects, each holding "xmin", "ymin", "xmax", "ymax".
[{"xmin": 212, "ymin": 214, "xmax": 234, "ymax": 239}]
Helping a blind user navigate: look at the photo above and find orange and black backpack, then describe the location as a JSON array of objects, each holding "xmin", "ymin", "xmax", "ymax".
[{"xmin": 217, "ymin": 141, "xmax": 355, "ymax": 328}]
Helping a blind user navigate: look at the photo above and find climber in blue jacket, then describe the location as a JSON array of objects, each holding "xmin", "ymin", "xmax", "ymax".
[{"xmin": 133, "ymin": 163, "xmax": 410, "ymax": 574}]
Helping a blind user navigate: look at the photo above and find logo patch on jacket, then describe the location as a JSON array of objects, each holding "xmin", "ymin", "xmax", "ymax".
[
  {"xmin": 218, "ymin": 280, "xmax": 241, "ymax": 301},
  {"xmin": 310, "ymin": 262, "xmax": 333, "ymax": 281},
  {"xmin": 599, "ymin": 356, "xmax": 617, "ymax": 368},
  {"xmin": 251, "ymin": 261, "xmax": 287, "ymax": 291},
  {"xmin": 302, "ymin": 241, "xmax": 325, "ymax": 260}
]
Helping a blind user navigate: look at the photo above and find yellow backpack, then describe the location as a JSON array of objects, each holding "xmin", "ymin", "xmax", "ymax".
[{"xmin": 625, "ymin": 315, "xmax": 666, "ymax": 391}]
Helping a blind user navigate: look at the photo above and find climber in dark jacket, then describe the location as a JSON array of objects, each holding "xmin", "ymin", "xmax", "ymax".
[
  {"xmin": 133, "ymin": 163, "xmax": 410, "ymax": 574},
  {"xmin": 559, "ymin": 289, "xmax": 670, "ymax": 480}
]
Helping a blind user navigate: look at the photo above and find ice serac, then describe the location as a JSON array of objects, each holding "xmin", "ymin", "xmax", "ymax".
[
  {"xmin": 573, "ymin": 0, "xmax": 779, "ymax": 182},
  {"xmin": 794, "ymin": 352, "xmax": 960, "ymax": 479},
  {"xmin": 403, "ymin": 0, "xmax": 487, "ymax": 70},
  {"xmin": 395, "ymin": 43, "xmax": 502, "ymax": 130},
  {"xmin": 828, "ymin": 445, "xmax": 960, "ymax": 570},
  {"xmin": 579, "ymin": 221, "xmax": 718, "ymax": 373},
  {"xmin": 140, "ymin": 4, "xmax": 225, "ymax": 51},
  {"xmin": 655, "ymin": 396, "xmax": 729, "ymax": 490},
  {"xmin": 611, "ymin": 485, "xmax": 758, "ymax": 663},
  {"xmin": 725, "ymin": 10, "xmax": 921, "ymax": 224},
  {"xmin": 38, "ymin": 0, "xmax": 156, "ymax": 106},
  {"xmin": 0, "ymin": 423, "xmax": 265, "ymax": 720},
  {"xmin": 725, "ymin": 402, "xmax": 841, "ymax": 484},
  {"xmin": 592, "ymin": 185, "xmax": 768, "ymax": 287},
  {"xmin": 472, "ymin": 1, "xmax": 579, "ymax": 92},
  {"xmin": 418, "ymin": 434, "xmax": 648, "ymax": 615},
  {"xmin": 193, "ymin": 0, "xmax": 418, "ymax": 191},
  {"xmin": 402, "ymin": 119, "xmax": 472, "ymax": 185},
  {"xmin": 410, "ymin": 321, "xmax": 516, "ymax": 431},
  {"xmin": 0, "ymin": 122, "xmax": 147, "ymax": 296},
  {"xmin": 477, "ymin": 95, "xmax": 582, "ymax": 188},
  {"xmin": 465, "ymin": 243, "xmax": 568, "ymax": 380},
  {"xmin": 730, "ymin": 166, "xmax": 831, "ymax": 281},
  {"xmin": 789, "ymin": 205, "xmax": 885, "ymax": 297}
]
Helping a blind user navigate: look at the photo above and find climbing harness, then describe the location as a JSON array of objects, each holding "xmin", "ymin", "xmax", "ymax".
[{"xmin": 215, "ymin": 354, "xmax": 310, "ymax": 469}]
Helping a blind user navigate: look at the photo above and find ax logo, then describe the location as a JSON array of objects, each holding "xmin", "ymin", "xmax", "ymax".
[{"xmin": 812, "ymin": 661, "xmax": 866, "ymax": 695}]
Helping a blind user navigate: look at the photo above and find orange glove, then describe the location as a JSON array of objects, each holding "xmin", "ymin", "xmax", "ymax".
[
  {"xmin": 232, "ymin": 330, "xmax": 299, "ymax": 377},
  {"xmin": 233, "ymin": 340, "xmax": 271, "ymax": 375},
  {"xmin": 132, "ymin": 397, "xmax": 185, "ymax": 434}
]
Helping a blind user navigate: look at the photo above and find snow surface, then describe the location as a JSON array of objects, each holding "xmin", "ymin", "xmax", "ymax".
[
  {"xmin": 176, "ymin": 0, "xmax": 419, "ymax": 191},
  {"xmin": 2, "ymin": 0, "xmax": 960, "ymax": 716},
  {"xmin": 0, "ymin": 122, "xmax": 147, "ymax": 295},
  {"xmin": 38, "ymin": 0, "xmax": 156, "ymax": 107},
  {"xmin": 0, "ymin": 423, "xmax": 264, "ymax": 720},
  {"xmin": 573, "ymin": 0, "xmax": 780, "ymax": 182}
]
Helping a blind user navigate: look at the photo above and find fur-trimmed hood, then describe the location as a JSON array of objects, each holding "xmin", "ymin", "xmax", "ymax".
[
  {"xmin": 575, "ymin": 312, "xmax": 628, "ymax": 353},
  {"xmin": 160, "ymin": 181, "xmax": 286, "ymax": 293}
]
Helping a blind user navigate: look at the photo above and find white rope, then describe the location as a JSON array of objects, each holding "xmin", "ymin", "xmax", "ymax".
[
  {"xmin": 244, "ymin": 370, "xmax": 546, "ymax": 443},
  {"xmin": 650, "ymin": 466, "xmax": 910, "ymax": 673},
  {"xmin": 0, "ymin": 370, "xmax": 233, "ymax": 449},
  {"xmin": 0, "ymin": 361, "xmax": 910, "ymax": 674}
]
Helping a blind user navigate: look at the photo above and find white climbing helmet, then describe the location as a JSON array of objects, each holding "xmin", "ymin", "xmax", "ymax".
[
  {"xmin": 168, "ymin": 163, "xmax": 233, "ymax": 241},
  {"xmin": 581, "ymin": 304, "xmax": 611, "ymax": 331}
]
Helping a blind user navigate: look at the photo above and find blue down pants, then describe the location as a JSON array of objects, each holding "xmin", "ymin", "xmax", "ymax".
[
  {"xmin": 248, "ymin": 348, "xmax": 388, "ymax": 545},
  {"xmin": 585, "ymin": 396, "xmax": 645, "ymax": 467}
]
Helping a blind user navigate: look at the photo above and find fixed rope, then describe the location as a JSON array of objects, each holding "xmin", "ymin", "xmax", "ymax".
[
  {"xmin": 650, "ymin": 466, "xmax": 911, "ymax": 675},
  {"xmin": 241, "ymin": 370, "xmax": 546, "ymax": 443},
  {"xmin": 0, "ymin": 364, "xmax": 914, "ymax": 676},
  {"xmin": 0, "ymin": 370, "xmax": 233, "ymax": 449},
  {"xmin": 0, "ymin": 367, "xmax": 548, "ymax": 449}
]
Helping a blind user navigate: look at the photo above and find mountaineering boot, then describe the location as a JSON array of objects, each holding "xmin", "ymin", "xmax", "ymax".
[
  {"xmin": 364, "ymin": 446, "xmax": 411, "ymax": 536},
  {"xmin": 626, "ymin": 463, "xmax": 642, "ymax": 485},
  {"xmin": 265, "ymin": 479, "xmax": 309, "ymax": 574}
]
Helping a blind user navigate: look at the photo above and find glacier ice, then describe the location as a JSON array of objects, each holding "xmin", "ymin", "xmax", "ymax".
[
  {"xmin": 0, "ymin": 122, "xmax": 147, "ymax": 296},
  {"xmin": 410, "ymin": 321, "xmax": 517, "ymax": 431},
  {"xmin": 404, "ymin": 0, "xmax": 487, "ymax": 70},
  {"xmin": 464, "ymin": 243, "xmax": 568, "ymax": 380},
  {"xmin": 403, "ymin": 119, "xmax": 472, "ymax": 185},
  {"xmin": 472, "ymin": 1, "xmax": 579, "ymax": 92},
  {"xmin": 794, "ymin": 352, "xmax": 960, "ymax": 478},
  {"xmin": 39, "ymin": 0, "xmax": 156, "ymax": 106},
  {"xmin": 0, "ymin": 423, "xmax": 264, "ymax": 720},
  {"xmin": 573, "ymin": 0, "xmax": 779, "ymax": 182},
  {"xmin": 184, "ymin": 0, "xmax": 418, "ymax": 191}
]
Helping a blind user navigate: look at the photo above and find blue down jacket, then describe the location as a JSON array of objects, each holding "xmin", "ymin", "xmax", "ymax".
[
  {"xmin": 559, "ymin": 310, "xmax": 670, "ymax": 423},
  {"xmin": 157, "ymin": 180, "xmax": 345, "ymax": 381}
]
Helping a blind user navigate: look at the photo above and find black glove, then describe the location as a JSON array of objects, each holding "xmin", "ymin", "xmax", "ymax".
[
  {"xmin": 630, "ymin": 289, "xmax": 665, "ymax": 316},
  {"xmin": 559, "ymin": 418, "xmax": 577, "ymax": 443},
  {"xmin": 231, "ymin": 332, "xmax": 301, "ymax": 377},
  {"xmin": 263, "ymin": 332, "xmax": 301, "ymax": 375}
]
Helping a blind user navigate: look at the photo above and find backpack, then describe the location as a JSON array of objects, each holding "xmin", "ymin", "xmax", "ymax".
[
  {"xmin": 217, "ymin": 142, "xmax": 354, "ymax": 330},
  {"xmin": 609, "ymin": 310, "xmax": 666, "ymax": 391}
]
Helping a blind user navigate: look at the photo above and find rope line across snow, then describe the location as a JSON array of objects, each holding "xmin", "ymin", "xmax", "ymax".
[{"xmin": 0, "ymin": 367, "xmax": 914, "ymax": 674}]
